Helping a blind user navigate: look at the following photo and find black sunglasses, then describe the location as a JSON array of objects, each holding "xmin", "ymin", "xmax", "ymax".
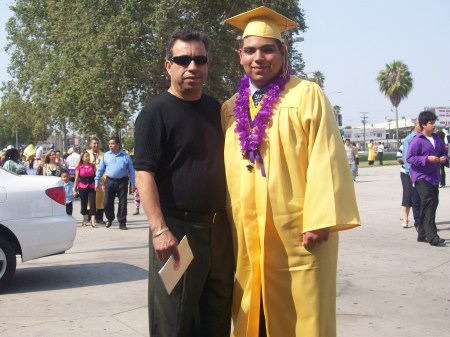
[{"xmin": 170, "ymin": 55, "xmax": 208, "ymax": 66}]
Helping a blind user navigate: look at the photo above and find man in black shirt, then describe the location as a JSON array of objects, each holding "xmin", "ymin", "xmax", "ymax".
[{"xmin": 133, "ymin": 29, "xmax": 233, "ymax": 337}]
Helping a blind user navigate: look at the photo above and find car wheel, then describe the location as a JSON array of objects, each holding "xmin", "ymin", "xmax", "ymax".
[{"xmin": 0, "ymin": 237, "xmax": 16, "ymax": 290}]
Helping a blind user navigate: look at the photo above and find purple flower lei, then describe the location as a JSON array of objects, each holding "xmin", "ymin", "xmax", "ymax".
[{"xmin": 233, "ymin": 71, "xmax": 290, "ymax": 176}]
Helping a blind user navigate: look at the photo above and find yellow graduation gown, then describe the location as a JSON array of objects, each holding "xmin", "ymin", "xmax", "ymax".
[
  {"xmin": 221, "ymin": 76, "xmax": 360, "ymax": 337},
  {"xmin": 368, "ymin": 143, "xmax": 376, "ymax": 161}
]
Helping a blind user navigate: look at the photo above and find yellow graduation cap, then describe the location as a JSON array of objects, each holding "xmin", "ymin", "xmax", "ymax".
[{"xmin": 224, "ymin": 6, "xmax": 299, "ymax": 41}]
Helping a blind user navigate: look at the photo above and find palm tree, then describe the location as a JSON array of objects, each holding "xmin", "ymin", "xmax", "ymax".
[
  {"xmin": 333, "ymin": 105, "xmax": 341, "ymax": 126},
  {"xmin": 301, "ymin": 71, "xmax": 325, "ymax": 88},
  {"xmin": 377, "ymin": 60, "xmax": 413, "ymax": 148},
  {"xmin": 310, "ymin": 71, "xmax": 325, "ymax": 88}
]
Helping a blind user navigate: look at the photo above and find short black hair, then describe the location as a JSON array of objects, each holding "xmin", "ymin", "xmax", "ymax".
[
  {"xmin": 109, "ymin": 136, "xmax": 121, "ymax": 145},
  {"xmin": 4, "ymin": 148, "xmax": 19, "ymax": 161},
  {"xmin": 418, "ymin": 110, "xmax": 437, "ymax": 130},
  {"xmin": 345, "ymin": 138, "xmax": 351, "ymax": 142},
  {"xmin": 166, "ymin": 29, "xmax": 210, "ymax": 60}
]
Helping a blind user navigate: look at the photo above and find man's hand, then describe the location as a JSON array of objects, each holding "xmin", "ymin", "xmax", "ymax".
[
  {"xmin": 302, "ymin": 229, "xmax": 330, "ymax": 249},
  {"xmin": 427, "ymin": 155, "xmax": 440, "ymax": 164},
  {"xmin": 130, "ymin": 186, "xmax": 136, "ymax": 193},
  {"xmin": 439, "ymin": 156, "xmax": 447, "ymax": 164},
  {"xmin": 153, "ymin": 230, "xmax": 180, "ymax": 270}
]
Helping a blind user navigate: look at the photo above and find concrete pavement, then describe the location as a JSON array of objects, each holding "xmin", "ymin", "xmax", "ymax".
[{"xmin": 0, "ymin": 165, "xmax": 449, "ymax": 336}]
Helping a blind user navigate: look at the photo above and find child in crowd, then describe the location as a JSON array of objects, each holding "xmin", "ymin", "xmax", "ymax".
[{"xmin": 61, "ymin": 171, "xmax": 74, "ymax": 215}]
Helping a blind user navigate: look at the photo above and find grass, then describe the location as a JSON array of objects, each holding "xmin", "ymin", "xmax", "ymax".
[{"xmin": 358, "ymin": 152, "xmax": 399, "ymax": 168}]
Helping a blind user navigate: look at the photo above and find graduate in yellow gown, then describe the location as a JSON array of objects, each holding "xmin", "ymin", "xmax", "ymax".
[
  {"xmin": 368, "ymin": 139, "xmax": 376, "ymax": 165},
  {"xmin": 222, "ymin": 7, "xmax": 361, "ymax": 337}
]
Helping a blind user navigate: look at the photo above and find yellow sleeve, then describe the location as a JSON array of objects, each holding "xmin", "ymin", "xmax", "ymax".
[{"xmin": 301, "ymin": 83, "xmax": 360, "ymax": 232}]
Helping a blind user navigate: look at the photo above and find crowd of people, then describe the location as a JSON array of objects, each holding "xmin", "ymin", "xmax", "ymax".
[{"xmin": 0, "ymin": 137, "xmax": 138, "ymax": 231}]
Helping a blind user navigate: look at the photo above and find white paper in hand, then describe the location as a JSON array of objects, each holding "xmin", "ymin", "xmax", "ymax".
[{"xmin": 158, "ymin": 235, "xmax": 194, "ymax": 294}]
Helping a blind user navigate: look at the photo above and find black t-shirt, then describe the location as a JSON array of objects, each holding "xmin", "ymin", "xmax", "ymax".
[{"xmin": 133, "ymin": 91, "xmax": 225, "ymax": 213}]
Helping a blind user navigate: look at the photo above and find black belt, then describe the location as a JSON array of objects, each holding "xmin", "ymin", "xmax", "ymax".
[
  {"xmin": 106, "ymin": 176, "xmax": 128, "ymax": 182},
  {"xmin": 162, "ymin": 208, "xmax": 224, "ymax": 224},
  {"xmin": 79, "ymin": 176, "xmax": 95, "ymax": 184}
]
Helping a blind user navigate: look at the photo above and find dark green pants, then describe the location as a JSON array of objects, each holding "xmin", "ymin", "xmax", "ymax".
[{"xmin": 148, "ymin": 216, "xmax": 234, "ymax": 337}]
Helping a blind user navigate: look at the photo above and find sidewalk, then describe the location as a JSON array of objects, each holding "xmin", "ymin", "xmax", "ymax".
[
  {"xmin": 338, "ymin": 165, "xmax": 450, "ymax": 336},
  {"xmin": 0, "ymin": 166, "xmax": 449, "ymax": 336}
]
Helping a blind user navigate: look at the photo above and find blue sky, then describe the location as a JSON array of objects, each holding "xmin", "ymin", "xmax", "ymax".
[
  {"xmin": 299, "ymin": 0, "xmax": 450, "ymax": 126},
  {"xmin": 1, "ymin": 0, "xmax": 449, "ymax": 127}
]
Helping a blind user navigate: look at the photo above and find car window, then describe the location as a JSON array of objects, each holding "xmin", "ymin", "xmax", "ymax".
[{"xmin": 0, "ymin": 166, "xmax": 19, "ymax": 176}]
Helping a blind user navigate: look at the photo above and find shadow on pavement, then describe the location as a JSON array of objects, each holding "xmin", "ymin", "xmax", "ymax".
[{"xmin": 2, "ymin": 262, "xmax": 147, "ymax": 294}]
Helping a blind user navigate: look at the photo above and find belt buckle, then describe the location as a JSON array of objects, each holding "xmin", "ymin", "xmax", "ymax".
[{"xmin": 212, "ymin": 212, "xmax": 219, "ymax": 224}]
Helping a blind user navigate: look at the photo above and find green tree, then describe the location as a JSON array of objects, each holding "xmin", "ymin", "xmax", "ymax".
[
  {"xmin": 1, "ymin": 0, "xmax": 307, "ymax": 147},
  {"xmin": 309, "ymin": 71, "xmax": 325, "ymax": 88},
  {"xmin": 300, "ymin": 70, "xmax": 325, "ymax": 88},
  {"xmin": 377, "ymin": 60, "xmax": 413, "ymax": 147},
  {"xmin": 333, "ymin": 105, "xmax": 341, "ymax": 126}
]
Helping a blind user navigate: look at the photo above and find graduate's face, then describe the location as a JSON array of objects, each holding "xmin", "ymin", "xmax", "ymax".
[
  {"xmin": 413, "ymin": 119, "xmax": 421, "ymax": 134},
  {"xmin": 90, "ymin": 139, "xmax": 99, "ymax": 152},
  {"xmin": 165, "ymin": 39, "xmax": 208, "ymax": 100},
  {"xmin": 239, "ymin": 36, "xmax": 283, "ymax": 88}
]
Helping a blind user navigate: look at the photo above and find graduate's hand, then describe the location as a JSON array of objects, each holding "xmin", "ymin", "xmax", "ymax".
[
  {"xmin": 153, "ymin": 230, "xmax": 180, "ymax": 270},
  {"xmin": 439, "ymin": 156, "xmax": 447, "ymax": 164},
  {"xmin": 302, "ymin": 229, "xmax": 329, "ymax": 249},
  {"xmin": 427, "ymin": 156, "xmax": 439, "ymax": 164}
]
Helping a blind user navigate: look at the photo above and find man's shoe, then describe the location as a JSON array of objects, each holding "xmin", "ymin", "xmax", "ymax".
[
  {"xmin": 97, "ymin": 219, "xmax": 106, "ymax": 225},
  {"xmin": 417, "ymin": 236, "xmax": 427, "ymax": 243},
  {"xmin": 119, "ymin": 224, "xmax": 128, "ymax": 230},
  {"xmin": 430, "ymin": 237, "xmax": 445, "ymax": 246},
  {"xmin": 106, "ymin": 221, "xmax": 112, "ymax": 228}
]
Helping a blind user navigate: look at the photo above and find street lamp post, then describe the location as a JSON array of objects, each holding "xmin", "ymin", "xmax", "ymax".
[
  {"xmin": 327, "ymin": 91, "xmax": 342, "ymax": 96},
  {"xmin": 361, "ymin": 112, "xmax": 369, "ymax": 151}
]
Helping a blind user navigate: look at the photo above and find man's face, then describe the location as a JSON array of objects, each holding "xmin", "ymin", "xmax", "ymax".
[
  {"xmin": 422, "ymin": 120, "xmax": 436, "ymax": 134},
  {"xmin": 239, "ymin": 36, "xmax": 284, "ymax": 88},
  {"xmin": 90, "ymin": 140, "xmax": 99, "ymax": 152},
  {"xmin": 345, "ymin": 140, "xmax": 351, "ymax": 146},
  {"xmin": 108, "ymin": 140, "xmax": 120, "ymax": 153},
  {"xmin": 165, "ymin": 39, "xmax": 208, "ymax": 99},
  {"xmin": 414, "ymin": 119, "xmax": 421, "ymax": 133}
]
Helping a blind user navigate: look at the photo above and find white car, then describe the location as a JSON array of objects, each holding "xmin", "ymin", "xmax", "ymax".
[{"xmin": 0, "ymin": 167, "xmax": 76, "ymax": 289}]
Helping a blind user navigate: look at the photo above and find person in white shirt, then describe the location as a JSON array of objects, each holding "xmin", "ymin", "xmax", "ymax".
[
  {"xmin": 377, "ymin": 142, "xmax": 384, "ymax": 165},
  {"xmin": 345, "ymin": 139, "xmax": 357, "ymax": 181},
  {"xmin": 66, "ymin": 147, "xmax": 81, "ymax": 181}
]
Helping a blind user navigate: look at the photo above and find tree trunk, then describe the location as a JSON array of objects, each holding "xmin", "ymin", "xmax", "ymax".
[{"xmin": 395, "ymin": 106, "xmax": 400, "ymax": 149}]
